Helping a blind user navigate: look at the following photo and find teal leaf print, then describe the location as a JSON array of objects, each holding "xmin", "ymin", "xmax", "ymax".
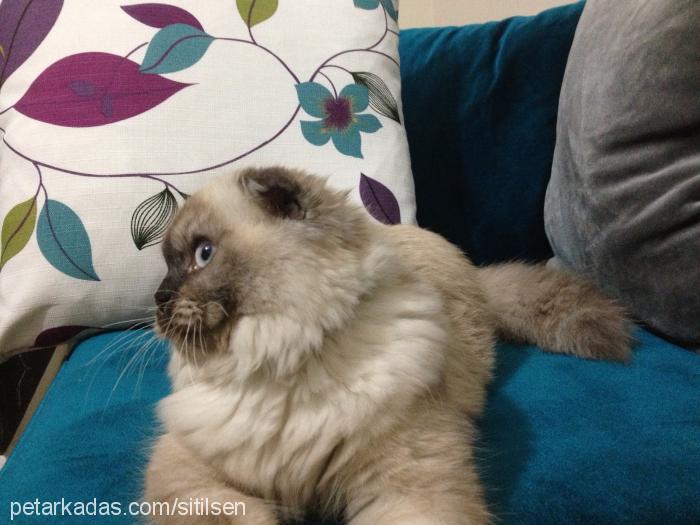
[
  {"xmin": 236, "ymin": 0, "xmax": 279, "ymax": 28},
  {"xmin": 37, "ymin": 199, "xmax": 99, "ymax": 281},
  {"xmin": 353, "ymin": 0, "xmax": 398, "ymax": 22},
  {"xmin": 1, "ymin": 196, "xmax": 37, "ymax": 270},
  {"xmin": 131, "ymin": 188, "xmax": 178, "ymax": 250},
  {"xmin": 296, "ymin": 82, "xmax": 382, "ymax": 159},
  {"xmin": 351, "ymin": 71, "xmax": 400, "ymax": 123},
  {"xmin": 141, "ymin": 24, "xmax": 214, "ymax": 74}
]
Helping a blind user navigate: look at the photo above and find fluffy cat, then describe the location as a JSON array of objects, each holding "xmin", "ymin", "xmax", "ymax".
[{"xmin": 144, "ymin": 167, "xmax": 630, "ymax": 524}]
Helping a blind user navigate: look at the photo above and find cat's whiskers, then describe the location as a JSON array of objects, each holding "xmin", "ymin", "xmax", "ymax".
[
  {"xmin": 154, "ymin": 297, "xmax": 180, "ymax": 339},
  {"xmin": 82, "ymin": 317, "xmax": 156, "ymax": 369},
  {"xmin": 197, "ymin": 317, "xmax": 207, "ymax": 365},
  {"xmin": 157, "ymin": 304, "xmax": 179, "ymax": 354},
  {"xmin": 82, "ymin": 326, "xmax": 157, "ymax": 409},
  {"xmin": 204, "ymin": 301, "xmax": 229, "ymax": 319},
  {"xmin": 183, "ymin": 316, "xmax": 195, "ymax": 385},
  {"xmin": 121, "ymin": 334, "xmax": 154, "ymax": 394},
  {"xmin": 96, "ymin": 315, "xmax": 156, "ymax": 329},
  {"xmin": 99, "ymin": 328, "xmax": 161, "ymax": 414},
  {"xmin": 134, "ymin": 332, "xmax": 166, "ymax": 393},
  {"xmin": 200, "ymin": 316, "xmax": 210, "ymax": 354}
]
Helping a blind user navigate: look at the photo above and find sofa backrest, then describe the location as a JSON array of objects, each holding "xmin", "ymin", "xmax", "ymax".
[{"xmin": 399, "ymin": 2, "xmax": 583, "ymax": 265}]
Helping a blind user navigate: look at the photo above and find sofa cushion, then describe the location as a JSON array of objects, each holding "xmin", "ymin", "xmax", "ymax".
[
  {"xmin": 399, "ymin": 3, "xmax": 583, "ymax": 265},
  {"xmin": 0, "ymin": 0, "xmax": 414, "ymax": 359},
  {"xmin": 1, "ymin": 329, "xmax": 698, "ymax": 524},
  {"xmin": 544, "ymin": 0, "xmax": 700, "ymax": 346}
]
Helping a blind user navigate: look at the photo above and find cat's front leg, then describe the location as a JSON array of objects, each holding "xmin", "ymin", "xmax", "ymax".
[
  {"xmin": 144, "ymin": 432, "xmax": 278, "ymax": 525},
  {"xmin": 345, "ymin": 488, "xmax": 489, "ymax": 525},
  {"xmin": 344, "ymin": 417, "xmax": 490, "ymax": 525}
]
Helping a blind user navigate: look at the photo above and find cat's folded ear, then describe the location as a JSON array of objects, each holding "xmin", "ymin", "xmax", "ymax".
[{"xmin": 239, "ymin": 167, "xmax": 306, "ymax": 220}]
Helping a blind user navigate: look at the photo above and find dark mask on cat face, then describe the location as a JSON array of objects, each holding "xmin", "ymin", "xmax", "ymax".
[{"xmin": 153, "ymin": 167, "xmax": 369, "ymax": 359}]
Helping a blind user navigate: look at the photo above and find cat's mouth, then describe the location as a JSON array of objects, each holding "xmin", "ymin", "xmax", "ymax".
[{"xmin": 155, "ymin": 297, "xmax": 230, "ymax": 348}]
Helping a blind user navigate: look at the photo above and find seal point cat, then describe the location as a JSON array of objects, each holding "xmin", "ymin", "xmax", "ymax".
[{"xmin": 144, "ymin": 167, "xmax": 631, "ymax": 524}]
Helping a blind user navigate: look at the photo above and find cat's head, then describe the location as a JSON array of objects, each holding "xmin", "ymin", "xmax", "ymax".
[{"xmin": 154, "ymin": 167, "xmax": 389, "ymax": 374}]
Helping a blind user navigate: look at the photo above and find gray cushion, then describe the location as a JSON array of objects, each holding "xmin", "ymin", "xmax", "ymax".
[{"xmin": 545, "ymin": 0, "xmax": 700, "ymax": 346}]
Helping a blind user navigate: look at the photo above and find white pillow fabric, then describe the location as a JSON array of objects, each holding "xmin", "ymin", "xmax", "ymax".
[{"xmin": 0, "ymin": 0, "xmax": 413, "ymax": 357}]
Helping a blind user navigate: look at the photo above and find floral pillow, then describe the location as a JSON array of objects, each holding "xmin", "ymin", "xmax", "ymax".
[{"xmin": 0, "ymin": 0, "xmax": 413, "ymax": 358}]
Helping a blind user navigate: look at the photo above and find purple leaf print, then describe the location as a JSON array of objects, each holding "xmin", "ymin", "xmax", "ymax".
[
  {"xmin": 0, "ymin": 0, "xmax": 64, "ymax": 88},
  {"xmin": 70, "ymin": 79, "xmax": 96, "ymax": 97},
  {"xmin": 359, "ymin": 173, "xmax": 401, "ymax": 225},
  {"xmin": 100, "ymin": 94, "xmax": 114, "ymax": 118},
  {"xmin": 121, "ymin": 3, "xmax": 204, "ymax": 30},
  {"xmin": 34, "ymin": 325, "xmax": 92, "ymax": 349},
  {"xmin": 14, "ymin": 52, "xmax": 190, "ymax": 127}
]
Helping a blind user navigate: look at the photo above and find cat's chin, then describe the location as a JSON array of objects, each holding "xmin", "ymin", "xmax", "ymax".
[
  {"xmin": 154, "ymin": 316, "xmax": 203, "ymax": 346},
  {"xmin": 155, "ymin": 314, "xmax": 234, "ymax": 359}
]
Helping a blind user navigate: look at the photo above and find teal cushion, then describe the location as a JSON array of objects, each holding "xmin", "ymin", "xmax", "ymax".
[
  {"xmin": 399, "ymin": 3, "xmax": 583, "ymax": 264},
  {"xmin": 1, "ymin": 329, "xmax": 698, "ymax": 524}
]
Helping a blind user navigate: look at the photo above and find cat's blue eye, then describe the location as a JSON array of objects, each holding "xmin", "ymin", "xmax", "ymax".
[{"xmin": 194, "ymin": 241, "xmax": 216, "ymax": 268}]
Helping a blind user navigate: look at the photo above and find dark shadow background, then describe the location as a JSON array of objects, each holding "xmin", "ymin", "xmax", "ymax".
[{"xmin": 0, "ymin": 348, "xmax": 53, "ymax": 453}]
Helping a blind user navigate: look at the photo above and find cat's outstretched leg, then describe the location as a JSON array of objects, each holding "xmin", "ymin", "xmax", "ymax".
[{"xmin": 144, "ymin": 433, "xmax": 278, "ymax": 525}]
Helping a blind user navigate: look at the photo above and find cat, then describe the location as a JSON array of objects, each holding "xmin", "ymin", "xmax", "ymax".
[{"xmin": 144, "ymin": 167, "xmax": 630, "ymax": 524}]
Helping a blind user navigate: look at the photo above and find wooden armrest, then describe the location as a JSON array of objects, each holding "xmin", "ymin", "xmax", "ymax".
[{"xmin": 5, "ymin": 343, "xmax": 72, "ymax": 457}]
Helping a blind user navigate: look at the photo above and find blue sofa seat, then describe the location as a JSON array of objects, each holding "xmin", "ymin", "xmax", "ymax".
[{"xmin": 1, "ymin": 329, "xmax": 698, "ymax": 524}]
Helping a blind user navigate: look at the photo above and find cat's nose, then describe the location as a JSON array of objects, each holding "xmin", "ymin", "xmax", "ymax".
[
  {"xmin": 155, "ymin": 274, "xmax": 181, "ymax": 311},
  {"xmin": 154, "ymin": 288, "xmax": 174, "ymax": 308}
]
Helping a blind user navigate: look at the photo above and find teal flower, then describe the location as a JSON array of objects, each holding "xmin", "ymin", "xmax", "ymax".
[
  {"xmin": 296, "ymin": 82, "xmax": 382, "ymax": 159},
  {"xmin": 354, "ymin": 0, "xmax": 398, "ymax": 21}
]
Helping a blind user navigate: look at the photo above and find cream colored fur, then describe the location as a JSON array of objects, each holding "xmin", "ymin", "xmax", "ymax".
[{"xmin": 144, "ymin": 169, "xmax": 631, "ymax": 524}]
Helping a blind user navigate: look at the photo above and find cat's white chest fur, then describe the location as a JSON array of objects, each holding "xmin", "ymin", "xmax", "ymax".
[{"xmin": 158, "ymin": 279, "xmax": 448, "ymax": 502}]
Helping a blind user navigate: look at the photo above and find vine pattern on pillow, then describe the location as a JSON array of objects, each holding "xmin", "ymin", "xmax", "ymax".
[{"xmin": 0, "ymin": 0, "xmax": 402, "ymax": 282}]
